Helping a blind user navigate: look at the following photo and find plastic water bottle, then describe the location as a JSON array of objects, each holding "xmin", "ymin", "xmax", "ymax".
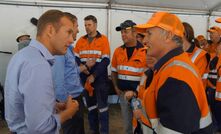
[{"xmin": 131, "ymin": 97, "xmax": 142, "ymax": 110}]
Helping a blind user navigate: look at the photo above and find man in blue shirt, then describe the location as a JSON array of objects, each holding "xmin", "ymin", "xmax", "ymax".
[
  {"xmin": 52, "ymin": 12, "xmax": 95, "ymax": 134},
  {"xmin": 4, "ymin": 10, "xmax": 79, "ymax": 134}
]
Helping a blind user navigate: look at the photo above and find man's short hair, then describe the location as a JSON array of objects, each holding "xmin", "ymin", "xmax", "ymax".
[
  {"xmin": 84, "ymin": 15, "xmax": 97, "ymax": 23},
  {"xmin": 64, "ymin": 12, "xmax": 77, "ymax": 25},
  {"xmin": 37, "ymin": 10, "xmax": 65, "ymax": 36}
]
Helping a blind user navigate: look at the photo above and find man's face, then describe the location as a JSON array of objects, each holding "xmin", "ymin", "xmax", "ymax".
[
  {"xmin": 209, "ymin": 31, "xmax": 220, "ymax": 43},
  {"xmin": 121, "ymin": 28, "xmax": 136, "ymax": 44},
  {"xmin": 143, "ymin": 27, "xmax": 165, "ymax": 59},
  {"xmin": 18, "ymin": 35, "xmax": 30, "ymax": 43},
  {"xmin": 51, "ymin": 16, "xmax": 74, "ymax": 55},
  {"xmin": 146, "ymin": 55, "xmax": 157, "ymax": 69},
  {"xmin": 72, "ymin": 21, "xmax": 79, "ymax": 41},
  {"xmin": 136, "ymin": 34, "xmax": 144, "ymax": 43},
  {"xmin": 84, "ymin": 20, "xmax": 97, "ymax": 35}
]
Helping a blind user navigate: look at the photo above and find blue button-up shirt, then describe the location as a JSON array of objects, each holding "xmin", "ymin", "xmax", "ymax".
[
  {"xmin": 4, "ymin": 39, "xmax": 61, "ymax": 134},
  {"xmin": 52, "ymin": 46, "xmax": 83, "ymax": 102}
]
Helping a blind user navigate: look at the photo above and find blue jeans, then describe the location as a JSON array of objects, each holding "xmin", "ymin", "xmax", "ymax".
[{"xmin": 119, "ymin": 93, "xmax": 133, "ymax": 134}]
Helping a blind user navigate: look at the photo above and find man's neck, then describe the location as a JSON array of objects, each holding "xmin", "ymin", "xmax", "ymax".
[
  {"xmin": 36, "ymin": 36, "xmax": 54, "ymax": 55},
  {"xmin": 125, "ymin": 40, "xmax": 137, "ymax": 47},
  {"xmin": 157, "ymin": 42, "xmax": 179, "ymax": 60},
  {"xmin": 212, "ymin": 39, "xmax": 220, "ymax": 44},
  {"xmin": 88, "ymin": 31, "xmax": 97, "ymax": 38}
]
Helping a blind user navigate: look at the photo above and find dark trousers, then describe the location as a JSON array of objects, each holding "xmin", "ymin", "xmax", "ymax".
[
  {"xmin": 214, "ymin": 100, "xmax": 221, "ymax": 132},
  {"xmin": 83, "ymin": 82, "xmax": 109, "ymax": 134},
  {"xmin": 206, "ymin": 87, "xmax": 221, "ymax": 132},
  {"xmin": 62, "ymin": 95, "xmax": 85, "ymax": 134}
]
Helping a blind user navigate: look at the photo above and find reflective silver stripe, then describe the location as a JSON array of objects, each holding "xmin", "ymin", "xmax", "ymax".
[
  {"xmin": 216, "ymin": 91, "xmax": 221, "ymax": 99},
  {"xmin": 80, "ymin": 58, "xmax": 102, "ymax": 62},
  {"xmin": 200, "ymin": 112, "xmax": 212, "ymax": 129},
  {"xmin": 149, "ymin": 118, "xmax": 159, "ymax": 129},
  {"xmin": 101, "ymin": 54, "xmax": 110, "ymax": 59},
  {"xmin": 118, "ymin": 74, "xmax": 141, "ymax": 81},
  {"xmin": 141, "ymin": 123, "xmax": 154, "ymax": 134},
  {"xmin": 163, "ymin": 60, "xmax": 199, "ymax": 78},
  {"xmin": 99, "ymin": 107, "xmax": 108, "ymax": 113},
  {"xmin": 191, "ymin": 49, "xmax": 202, "ymax": 63},
  {"xmin": 210, "ymin": 69, "xmax": 217, "ymax": 73},
  {"xmin": 75, "ymin": 53, "xmax": 80, "ymax": 58},
  {"xmin": 82, "ymin": 97, "xmax": 87, "ymax": 107},
  {"xmin": 79, "ymin": 50, "xmax": 101, "ymax": 55},
  {"xmin": 88, "ymin": 105, "xmax": 97, "ymax": 111},
  {"xmin": 156, "ymin": 123, "xmax": 182, "ymax": 134},
  {"xmin": 202, "ymin": 73, "xmax": 208, "ymax": 79},
  {"xmin": 218, "ymin": 77, "xmax": 221, "ymax": 82},
  {"xmin": 117, "ymin": 65, "xmax": 145, "ymax": 73},
  {"xmin": 136, "ymin": 75, "xmax": 147, "ymax": 92},
  {"xmin": 210, "ymin": 85, "xmax": 216, "ymax": 90},
  {"xmin": 208, "ymin": 74, "xmax": 217, "ymax": 79},
  {"xmin": 139, "ymin": 75, "xmax": 147, "ymax": 85},
  {"xmin": 136, "ymin": 85, "xmax": 139, "ymax": 92},
  {"xmin": 111, "ymin": 67, "xmax": 117, "ymax": 72}
]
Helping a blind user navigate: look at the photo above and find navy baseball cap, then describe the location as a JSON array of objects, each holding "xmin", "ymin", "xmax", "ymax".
[{"xmin": 116, "ymin": 20, "xmax": 136, "ymax": 31}]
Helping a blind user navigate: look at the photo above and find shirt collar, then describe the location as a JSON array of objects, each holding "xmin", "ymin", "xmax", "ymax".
[
  {"xmin": 154, "ymin": 47, "xmax": 184, "ymax": 72},
  {"xmin": 121, "ymin": 41, "xmax": 143, "ymax": 49},
  {"xmin": 83, "ymin": 31, "xmax": 102, "ymax": 39},
  {"xmin": 29, "ymin": 39, "xmax": 55, "ymax": 65}
]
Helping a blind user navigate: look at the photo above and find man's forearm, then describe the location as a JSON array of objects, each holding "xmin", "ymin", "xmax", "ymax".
[{"xmin": 111, "ymin": 71, "xmax": 118, "ymax": 89}]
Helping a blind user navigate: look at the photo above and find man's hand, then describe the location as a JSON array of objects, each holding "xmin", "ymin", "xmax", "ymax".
[
  {"xmin": 55, "ymin": 102, "xmax": 66, "ymax": 113},
  {"xmin": 65, "ymin": 96, "xmax": 79, "ymax": 118},
  {"xmin": 125, "ymin": 91, "xmax": 136, "ymax": 100},
  {"xmin": 133, "ymin": 109, "xmax": 143, "ymax": 120},
  {"xmin": 86, "ymin": 59, "xmax": 96, "ymax": 69},
  {"xmin": 115, "ymin": 87, "xmax": 122, "ymax": 96},
  {"xmin": 59, "ymin": 96, "xmax": 79, "ymax": 123},
  {"xmin": 79, "ymin": 64, "xmax": 90, "ymax": 74},
  {"xmin": 87, "ymin": 75, "xmax": 95, "ymax": 84}
]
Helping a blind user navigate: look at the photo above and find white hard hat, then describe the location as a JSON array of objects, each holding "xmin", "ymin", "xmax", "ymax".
[{"xmin": 16, "ymin": 31, "xmax": 30, "ymax": 42}]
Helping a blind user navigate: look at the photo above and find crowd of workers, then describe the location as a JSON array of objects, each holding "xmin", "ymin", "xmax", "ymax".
[{"xmin": 3, "ymin": 9, "xmax": 221, "ymax": 134}]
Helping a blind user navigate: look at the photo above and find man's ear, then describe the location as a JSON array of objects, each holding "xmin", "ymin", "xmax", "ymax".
[
  {"xmin": 165, "ymin": 31, "xmax": 174, "ymax": 42},
  {"xmin": 46, "ymin": 24, "xmax": 56, "ymax": 38}
]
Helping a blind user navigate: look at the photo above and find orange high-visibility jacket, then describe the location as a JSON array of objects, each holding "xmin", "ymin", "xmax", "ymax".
[
  {"xmin": 186, "ymin": 44, "xmax": 210, "ymax": 77},
  {"xmin": 74, "ymin": 31, "xmax": 110, "ymax": 82},
  {"xmin": 133, "ymin": 69, "xmax": 154, "ymax": 128},
  {"xmin": 111, "ymin": 42, "xmax": 147, "ymax": 91},
  {"xmin": 186, "ymin": 44, "xmax": 210, "ymax": 88},
  {"xmin": 143, "ymin": 47, "xmax": 212, "ymax": 133},
  {"xmin": 207, "ymin": 56, "xmax": 219, "ymax": 89},
  {"xmin": 215, "ymin": 54, "xmax": 221, "ymax": 101},
  {"xmin": 207, "ymin": 42, "xmax": 219, "ymax": 59},
  {"xmin": 206, "ymin": 42, "xmax": 219, "ymax": 89}
]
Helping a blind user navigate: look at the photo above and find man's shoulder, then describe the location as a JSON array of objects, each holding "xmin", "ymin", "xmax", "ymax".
[{"xmin": 12, "ymin": 46, "xmax": 50, "ymax": 68}]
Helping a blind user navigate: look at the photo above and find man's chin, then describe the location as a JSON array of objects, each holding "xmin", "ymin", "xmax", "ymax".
[{"xmin": 58, "ymin": 49, "xmax": 67, "ymax": 55}]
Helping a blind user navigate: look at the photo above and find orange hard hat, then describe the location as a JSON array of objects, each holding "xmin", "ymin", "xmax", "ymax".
[
  {"xmin": 195, "ymin": 35, "xmax": 206, "ymax": 42},
  {"xmin": 207, "ymin": 26, "xmax": 221, "ymax": 35},
  {"xmin": 215, "ymin": 18, "xmax": 221, "ymax": 23},
  {"xmin": 135, "ymin": 11, "xmax": 184, "ymax": 37}
]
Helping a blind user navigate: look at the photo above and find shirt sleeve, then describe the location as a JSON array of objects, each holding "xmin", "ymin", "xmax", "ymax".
[
  {"xmin": 111, "ymin": 49, "xmax": 118, "ymax": 72},
  {"xmin": 157, "ymin": 77, "xmax": 201, "ymax": 133},
  {"xmin": 52, "ymin": 56, "xmax": 67, "ymax": 102},
  {"xmin": 93, "ymin": 36, "xmax": 110, "ymax": 77},
  {"xmin": 21, "ymin": 63, "xmax": 61, "ymax": 133},
  {"xmin": 74, "ymin": 39, "xmax": 82, "ymax": 65}
]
